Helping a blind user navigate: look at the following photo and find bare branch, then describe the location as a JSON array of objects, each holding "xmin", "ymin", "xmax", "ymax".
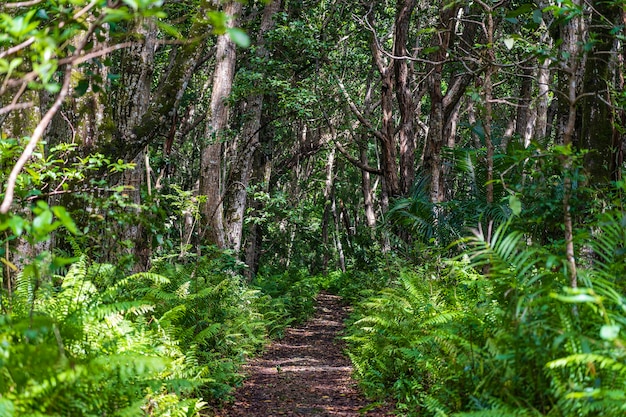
[
  {"xmin": 0, "ymin": 101, "xmax": 33, "ymax": 115},
  {"xmin": 335, "ymin": 141, "xmax": 382, "ymax": 175},
  {"xmin": 0, "ymin": 65, "xmax": 73, "ymax": 214},
  {"xmin": 2, "ymin": 0, "xmax": 43, "ymax": 8},
  {"xmin": 0, "ymin": 37, "xmax": 35, "ymax": 59},
  {"xmin": 331, "ymin": 71, "xmax": 384, "ymax": 142},
  {"xmin": 58, "ymin": 41, "xmax": 134, "ymax": 66}
]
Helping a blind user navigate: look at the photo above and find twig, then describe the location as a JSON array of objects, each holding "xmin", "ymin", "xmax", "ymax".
[
  {"xmin": 1, "ymin": 15, "xmax": 105, "ymax": 213},
  {"xmin": 0, "ymin": 101, "xmax": 33, "ymax": 116},
  {"xmin": 2, "ymin": 0, "xmax": 42, "ymax": 8},
  {"xmin": 0, "ymin": 65, "xmax": 73, "ymax": 214},
  {"xmin": 0, "ymin": 37, "xmax": 35, "ymax": 59}
]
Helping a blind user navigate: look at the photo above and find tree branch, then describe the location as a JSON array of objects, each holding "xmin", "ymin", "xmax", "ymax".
[
  {"xmin": 335, "ymin": 141, "xmax": 382, "ymax": 175},
  {"xmin": 0, "ymin": 65, "xmax": 73, "ymax": 214},
  {"xmin": 332, "ymin": 71, "xmax": 384, "ymax": 142}
]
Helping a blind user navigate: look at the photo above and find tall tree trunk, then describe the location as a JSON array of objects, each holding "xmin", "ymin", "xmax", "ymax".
[
  {"xmin": 224, "ymin": 0, "xmax": 280, "ymax": 253},
  {"xmin": 482, "ymin": 5, "xmax": 495, "ymax": 206},
  {"xmin": 199, "ymin": 0, "xmax": 242, "ymax": 248},
  {"xmin": 516, "ymin": 66, "xmax": 535, "ymax": 146},
  {"xmin": 423, "ymin": 1, "xmax": 461, "ymax": 203},
  {"xmin": 395, "ymin": 0, "xmax": 417, "ymax": 195},
  {"xmin": 110, "ymin": 6, "xmax": 210, "ymax": 163},
  {"xmin": 323, "ymin": 146, "xmax": 337, "ymax": 272},
  {"xmin": 361, "ymin": 146, "xmax": 377, "ymax": 230},
  {"xmin": 534, "ymin": 46, "xmax": 552, "ymax": 141},
  {"xmin": 113, "ymin": 18, "xmax": 158, "ymax": 271},
  {"xmin": 367, "ymin": 11, "xmax": 400, "ymax": 199},
  {"xmin": 380, "ymin": 68, "xmax": 400, "ymax": 198},
  {"xmin": 556, "ymin": 0, "xmax": 584, "ymax": 287}
]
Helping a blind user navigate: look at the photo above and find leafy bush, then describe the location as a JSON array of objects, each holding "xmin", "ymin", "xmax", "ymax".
[
  {"xmin": 326, "ymin": 269, "xmax": 392, "ymax": 303},
  {"xmin": 0, "ymin": 207, "xmax": 332, "ymax": 415},
  {"xmin": 252, "ymin": 268, "xmax": 325, "ymax": 329},
  {"xmin": 345, "ymin": 208, "xmax": 626, "ymax": 416},
  {"xmin": 0, "ymin": 256, "xmax": 206, "ymax": 416}
]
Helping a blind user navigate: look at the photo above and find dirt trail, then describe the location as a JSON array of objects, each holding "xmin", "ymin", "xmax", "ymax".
[{"xmin": 213, "ymin": 292, "xmax": 393, "ymax": 417}]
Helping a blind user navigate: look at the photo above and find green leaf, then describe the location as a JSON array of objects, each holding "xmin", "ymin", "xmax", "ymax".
[
  {"xmin": 551, "ymin": 292, "xmax": 599, "ymax": 304},
  {"xmin": 32, "ymin": 209, "xmax": 53, "ymax": 230},
  {"xmin": 226, "ymin": 27, "xmax": 250, "ymax": 48},
  {"xmin": 52, "ymin": 206, "xmax": 80, "ymax": 235},
  {"xmin": 122, "ymin": 0, "xmax": 139, "ymax": 11},
  {"xmin": 508, "ymin": 194, "xmax": 521, "ymax": 216},
  {"xmin": 7, "ymin": 215, "xmax": 26, "ymax": 236},
  {"xmin": 156, "ymin": 20, "xmax": 182, "ymax": 39},
  {"xmin": 506, "ymin": 4, "xmax": 535, "ymax": 18},
  {"xmin": 600, "ymin": 324, "xmax": 620, "ymax": 341}
]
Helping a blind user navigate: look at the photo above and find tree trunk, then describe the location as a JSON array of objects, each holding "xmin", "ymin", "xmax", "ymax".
[
  {"xmin": 113, "ymin": 18, "xmax": 158, "ymax": 271},
  {"xmin": 111, "ymin": 6, "xmax": 210, "ymax": 163},
  {"xmin": 395, "ymin": 0, "xmax": 417, "ymax": 195},
  {"xmin": 556, "ymin": 0, "xmax": 584, "ymax": 287},
  {"xmin": 516, "ymin": 66, "xmax": 535, "ymax": 146},
  {"xmin": 199, "ymin": 0, "xmax": 242, "ymax": 248},
  {"xmin": 534, "ymin": 44, "xmax": 552, "ymax": 142},
  {"xmin": 423, "ymin": 1, "xmax": 462, "ymax": 203},
  {"xmin": 223, "ymin": 0, "xmax": 280, "ymax": 253},
  {"xmin": 323, "ymin": 146, "xmax": 336, "ymax": 272},
  {"xmin": 361, "ymin": 146, "xmax": 377, "ymax": 230}
]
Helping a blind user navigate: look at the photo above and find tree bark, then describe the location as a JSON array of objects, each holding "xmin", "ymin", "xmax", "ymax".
[
  {"xmin": 556, "ymin": 0, "xmax": 584, "ymax": 287},
  {"xmin": 113, "ymin": 18, "xmax": 158, "ymax": 271},
  {"xmin": 199, "ymin": 0, "xmax": 243, "ymax": 248},
  {"xmin": 516, "ymin": 66, "xmax": 535, "ymax": 146},
  {"xmin": 361, "ymin": 146, "xmax": 377, "ymax": 230},
  {"xmin": 109, "ymin": 6, "xmax": 210, "ymax": 163},
  {"xmin": 367, "ymin": 11, "xmax": 400, "ymax": 198},
  {"xmin": 224, "ymin": 0, "xmax": 280, "ymax": 253},
  {"xmin": 394, "ymin": 0, "xmax": 417, "ymax": 195}
]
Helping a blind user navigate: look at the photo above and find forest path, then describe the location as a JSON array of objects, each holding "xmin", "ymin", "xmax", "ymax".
[{"xmin": 212, "ymin": 292, "xmax": 393, "ymax": 417}]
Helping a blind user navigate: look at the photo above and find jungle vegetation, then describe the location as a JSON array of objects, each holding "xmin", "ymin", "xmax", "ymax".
[{"xmin": 1, "ymin": 0, "xmax": 626, "ymax": 415}]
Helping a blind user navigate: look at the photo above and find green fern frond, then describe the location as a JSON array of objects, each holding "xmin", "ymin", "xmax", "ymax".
[{"xmin": 547, "ymin": 353, "xmax": 626, "ymax": 374}]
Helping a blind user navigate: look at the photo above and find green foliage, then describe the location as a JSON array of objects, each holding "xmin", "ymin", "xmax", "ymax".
[
  {"xmin": 326, "ymin": 269, "xmax": 393, "ymax": 304},
  {"xmin": 252, "ymin": 269, "xmax": 325, "ymax": 331},
  {"xmin": 346, "ymin": 197, "xmax": 626, "ymax": 416},
  {"xmin": 0, "ymin": 234, "xmax": 335, "ymax": 416},
  {"xmin": 0, "ymin": 256, "xmax": 207, "ymax": 416}
]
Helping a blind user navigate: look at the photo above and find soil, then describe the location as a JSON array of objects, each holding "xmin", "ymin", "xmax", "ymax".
[{"xmin": 210, "ymin": 292, "xmax": 394, "ymax": 417}]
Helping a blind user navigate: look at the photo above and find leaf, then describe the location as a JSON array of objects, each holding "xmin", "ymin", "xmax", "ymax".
[
  {"xmin": 156, "ymin": 20, "xmax": 182, "ymax": 39},
  {"xmin": 7, "ymin": 215, "xmax": 26, "ymax": 235},
  {"xmin": 32, "ymin": 209, "xmax": 53, "ymax": 230},
  {"xmin": 0, "ymin": 257, "xmax": 17, "ymax": 272},
  {"xmin": 227, "ymin": 27, "xmax": 250, "ymax": 48},
  {"xmin": 600, "ymin": 324, "xmax": 620, "ymax": 341},
  {"xmin": 122, "ymin": 0, "xmax": 139, "ymax": 10},
  {"xmin": 52, "ymin": 206, "xmax": 80, "ymax": 234},
  {"xmin": 503, "ymin": 37, "xmax": 515, "ymax": 50},
  {"xmin": 508, "ymin": 194, "xmax": 521, "ymax": 216},
  {"xmin": 551, "ymin": 292, "xmax": 599, "ymax": 304}
]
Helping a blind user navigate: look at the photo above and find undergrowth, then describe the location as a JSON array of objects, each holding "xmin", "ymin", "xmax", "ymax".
[
  {"xmin": 345, "ymin": 208, "xmax": 626, "ymax": 416},
  {"xmin": 0, "ymin": 251, "xmax": 324, "ymax": 416}
]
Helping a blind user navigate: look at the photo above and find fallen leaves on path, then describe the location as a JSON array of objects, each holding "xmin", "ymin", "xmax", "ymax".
[{"xmin": 209, "ymin": 292, "xmax": 394, "ymax": 417}]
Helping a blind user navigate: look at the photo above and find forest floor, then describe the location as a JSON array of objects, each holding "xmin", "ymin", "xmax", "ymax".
[{"xmin": 210, "ymin": 292, "xmax": 394, "ymax": 417}]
